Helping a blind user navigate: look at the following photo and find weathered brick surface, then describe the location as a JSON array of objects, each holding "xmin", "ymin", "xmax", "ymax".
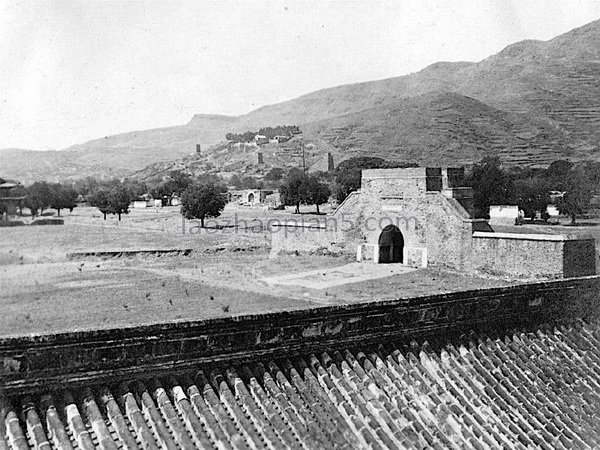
[
  {"xmin": 272, "ymin": 168, "xmax": 478, "ymax": 270},
  {"xmin": 270, "ymin": 224, "xmax": 346, "ymax": 255},
  {"xmin": 271, "ymin": 168, "xmax": 596, "ymax": 279},
  {"xmin": 471, "ymin": 233, "xmax": 597, "ymax": 279}
]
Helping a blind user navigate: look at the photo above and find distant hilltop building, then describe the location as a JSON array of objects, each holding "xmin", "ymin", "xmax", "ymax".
[{"xmin": 253, "ymin": 134, "xmax": 269, "ymax": 145}]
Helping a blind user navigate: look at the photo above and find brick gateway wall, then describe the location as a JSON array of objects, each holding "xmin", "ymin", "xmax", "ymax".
[
  {"xmin": 471, "ymin": 232, "xmax": 597, "ymax": 279},
  {"xmin": 1, "ymin": 276, "xmax": 599, "ymax": 395}
]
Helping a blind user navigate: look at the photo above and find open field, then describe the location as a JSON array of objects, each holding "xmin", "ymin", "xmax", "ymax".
[{"xmin": 0, "ymin": 205, "xmax": 519, "ymax": 337}]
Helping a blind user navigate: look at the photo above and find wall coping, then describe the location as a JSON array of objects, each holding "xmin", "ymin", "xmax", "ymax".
[
  {"xmin": 473, "ymin": 231, "xmax": 594, "ymax": 242},
  {"xmin": 362, "ymin": 168, "xmax": 429, "ymax": 178}
]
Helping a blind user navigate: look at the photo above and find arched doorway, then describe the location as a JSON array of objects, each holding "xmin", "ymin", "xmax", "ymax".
[
  {"xmin": 378, "ymin": 225, "xmax": 404, "ymax": 263},
  {"xmin": 247, "ymin": 192, "xmax": 255, "ymax": 204}
]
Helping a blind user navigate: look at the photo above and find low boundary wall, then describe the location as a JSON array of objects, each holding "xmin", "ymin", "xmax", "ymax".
[
  {"xmin": 1, "ymin": 276, "xmax": 599, "ymax": 395},
  {"xmin": 270, "ymin": 222, "xmax": 347, "ymax": 255},
  {"xmin": 472, "ymin": 232, "xmax": 596, "ymax": 279}
]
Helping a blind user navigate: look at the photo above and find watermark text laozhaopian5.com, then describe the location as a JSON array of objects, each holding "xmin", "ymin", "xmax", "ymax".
[{"xmin": 179, "ymin": 213, "xmax": 420, "ymax": 234}]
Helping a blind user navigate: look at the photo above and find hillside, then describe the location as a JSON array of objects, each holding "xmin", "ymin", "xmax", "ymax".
[{"xmin": 2, "ymin": 19, "xmax": 600, "ymax": 183}]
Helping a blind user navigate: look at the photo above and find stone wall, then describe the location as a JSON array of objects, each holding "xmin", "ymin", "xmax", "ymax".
[
  {"xmin": 471, "ymin": 232, "xmax": 596, "ymax": 279},
  {"xmin": 1, "ymin": 276, "xmax": 598, "ymax": 395},
  {"xmin": 269, "ymin": 223, "xmax": 348, "ymax": 255},
  {"xmin": 270, "ymin": 168, "xmax": 596, "ymax": 278},
  {"xmin": 361, "ymin": 168, "xmax": 433, "ymax": 197},
  {"xmin": 564, "ymin": 238, "xmax": 598, "ymax": 278}
]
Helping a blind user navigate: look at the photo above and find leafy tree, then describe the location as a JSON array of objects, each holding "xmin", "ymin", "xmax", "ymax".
[
  {"xmin": 334, "ymin": 157, "xmax": 386, "ymax": 202},
  {"xmin": 25, "ymin": 182, "xmax": 52, "ymax": 217},
  {"xmin": 556, "ymin": 166, "xmax": 594, "ymax": 224},
  {"xmin": 73, "ymin": 176, "xmax": 100, "ymax": 198},
  {"xmin": 168, "ymin": 170, "xmax": 193, "ymax": 195},
  {"xmin": 89, "ymin": 189, "xmax": 111, "ymax": 220},
  {"xmin": 264, "ymin": 167, "xmax": 284, "ymax": 184},
  {"xmin": 578, "ymin": 160, "xmax": 600, "ymax": 194},
  {"xmin": 467, "ymin": 156, "xmax": 515, "ymax": 218},
  {"xmin": 123, "ymin": 179, "xmax": 147, "ymax": 198},
  {"xmin": 88, "ymin": 185, "xmax": 133, "ymax": 220},
  {"xmin": 279, "ymin": 170, "xmax": 331, "ymax": 214},
  {"xmin": 148, "ymin": 171, "xmax": 191, "ymax": 200},
  {"xmin": 305, "ymin": 175, "xmax": 331, "ymax": 214},
  {"xmin": 149, "ymin": 181, "xmax": 174, "ymax": 201},
  {"xmin": 230, "ymin": 173, "xmax": 262, "ymax": 189},
  {"xmin": 333, "ymin": 157, "xmax": 416, "ymax": 203},
  {"xmin": 180, "ymin": 182, "xmax": 227, "ymax": 228},
  {"xmin": 49, "ymin": 184, "xmax": 77, "ymax": 216},
  {"xmin": 108, "ymin": 185, "xmax": 134, "ymax": 221},
  {"xmin": 280, "ymin": 168, "xmax": 308, "ymax": 213},
  {"xmin": 196, "ymin": 173, "xmax": 226, "ymax": 189},
  {"xmin": 229, "ymin": 174, "xmax": 242, "ymax": 189},
  {"xmin": 513, "ymin": 178, "xmax": 551, "ymax": 221},
  {"xmin": 545, "ymin": 160, "xmax": 574, "ymax": 190}
]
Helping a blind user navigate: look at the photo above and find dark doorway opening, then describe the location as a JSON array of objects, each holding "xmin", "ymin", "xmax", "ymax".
[
  {"xmin": 378, "ymin": 225, "xmax": 404, "ymax": 263},
  {"xmin": 247, "ymin": 192, "xmax": 255, "ymax": 203}
]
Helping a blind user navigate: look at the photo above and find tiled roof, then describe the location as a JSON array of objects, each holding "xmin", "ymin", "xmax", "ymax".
[{"xmin": 2, "ymin": 320, "xmax": 600, "ymax": 449}]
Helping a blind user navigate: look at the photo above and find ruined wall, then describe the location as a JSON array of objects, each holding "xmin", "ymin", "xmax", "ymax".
[
  {"xmin": 471, "ymin": 232, "xmax": 596, "ymax": 279},
  {"xmin": 269, "ymin": 223, "xmax": 348, "ymax": 255},
  {"xmin": 1, "ymin": 277, "xmax": 598, "ymax": 395},
  {"xmin": 272, "ymin": 169, "xmax": 476, "ymax": 270},
  {"xmin": 271, "ymin": 167, "xmax": 596, "ymax": 278},
  {"xmin": 424, "ymin": 194, "xmax": 473, "ymax": 271},
  {"xmin": 361, "ymin": 168, "xmax": 432, "ymax": 197}
]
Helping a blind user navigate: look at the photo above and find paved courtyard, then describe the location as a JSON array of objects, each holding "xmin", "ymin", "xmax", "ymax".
[{"xmin": 262, "ymin": 262, "xmax": 416, "ymax": 289}]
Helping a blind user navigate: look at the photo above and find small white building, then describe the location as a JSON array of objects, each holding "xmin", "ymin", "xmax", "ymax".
[
  {"xmin": 253, "ymin": 134, "xmax": 269, "ymax": 145},
  {"xmin": 489, "ymin": 205, "xmax": 520, "ymax": 226},
  {"xmin": 546, "ymin": 205, "xmax": 560, "ymax": 217}
]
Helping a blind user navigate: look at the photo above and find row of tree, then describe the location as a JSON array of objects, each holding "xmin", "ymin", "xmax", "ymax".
[
  {"xmin": 225, "ymin": 125, "xmax": 300, "ymax": 143},
  {"xmin": 88, "ymin": 184, "xmax": 135, "ymax": 221},
  {"xmin": 7, "ymin": 156, "xmax": 597, "ymax": 226},
  {"xmin": 468, "ymin": 157, "xmax": 599, "ymax": 223},
  {"xmin": 229, "ymin": 167, "xmax": 285, "ymax": 190},
  {"xmin": 13, "ymin": 182, "xmax": 78, "ymax": 217},
  {"xmin": 279, "ymin": 168, "xmax": 331, "ymax": 214}
]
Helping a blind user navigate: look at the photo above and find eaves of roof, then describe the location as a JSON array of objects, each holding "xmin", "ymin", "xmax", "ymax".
[{"xmin": 2, "ymin": 321, "xmax": 600, "ymax": 449}]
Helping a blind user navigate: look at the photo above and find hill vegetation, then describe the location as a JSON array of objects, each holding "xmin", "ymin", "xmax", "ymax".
[{"xmin": 3, "ymin": 19, "xmax": 600, "ymax": 183}]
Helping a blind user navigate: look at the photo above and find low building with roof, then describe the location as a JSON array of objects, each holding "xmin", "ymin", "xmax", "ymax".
[
  {"xmin": 228, "ymin": 189, "xmax": 273, "ymax": 206},
  {"xmin": 0, "ymin": 182, "xmax": 26, "ymax": 220}
]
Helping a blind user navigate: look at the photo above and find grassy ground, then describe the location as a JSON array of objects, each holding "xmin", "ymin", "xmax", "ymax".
[{"xmin": 1, "ymin": 204, "xmax": 577, "ymax": 338}]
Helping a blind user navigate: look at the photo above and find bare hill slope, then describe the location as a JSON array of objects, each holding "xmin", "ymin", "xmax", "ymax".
[{"xmin": 3, "ymin": 19, "xmax": 600, "ymax": 183}]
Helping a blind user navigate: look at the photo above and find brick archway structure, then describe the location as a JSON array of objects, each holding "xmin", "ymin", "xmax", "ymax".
[{"xmin": 378, "ymin": 224, "xmax": 404, "ymax": 263}]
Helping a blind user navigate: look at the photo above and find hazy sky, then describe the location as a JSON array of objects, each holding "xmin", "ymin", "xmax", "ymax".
[{"xmin": 2, "ymin": 0, "xmax": 600, "ymax": 151}]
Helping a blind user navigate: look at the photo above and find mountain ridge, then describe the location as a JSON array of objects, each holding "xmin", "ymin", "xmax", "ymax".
[{"xmin": 3, "ymin": 18, "xmax": 600, "ymax": 183}]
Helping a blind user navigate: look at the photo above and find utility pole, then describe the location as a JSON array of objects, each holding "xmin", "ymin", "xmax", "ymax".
[{"xmin": 301, "ymin": 140, "xmax": 306, "ymax": 177}]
